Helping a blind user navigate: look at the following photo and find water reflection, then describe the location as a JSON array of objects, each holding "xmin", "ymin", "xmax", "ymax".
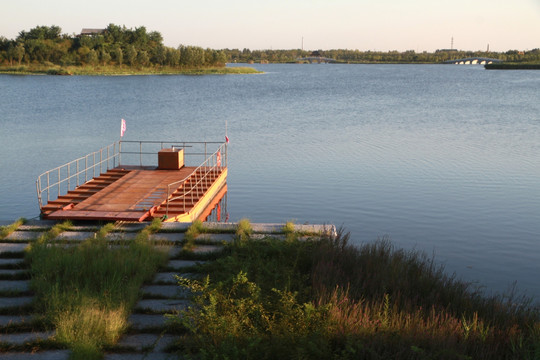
[{"xmin": 201, "ymin": 190, "xmax": 228, "ymax": 223}]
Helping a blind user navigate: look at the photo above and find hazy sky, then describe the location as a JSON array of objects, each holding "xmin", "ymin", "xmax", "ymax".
[{"xmin": 2, "ymin": 0, "xmax": 539, "ymax": 52}]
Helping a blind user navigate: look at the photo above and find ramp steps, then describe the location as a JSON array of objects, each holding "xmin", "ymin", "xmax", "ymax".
[{"xmin": 41, "ymin": 169, "xmax": 130, "ymax": 215}]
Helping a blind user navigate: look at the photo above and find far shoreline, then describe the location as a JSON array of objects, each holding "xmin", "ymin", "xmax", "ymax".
[{"xmin": 0, "ymin": 64, "xmax": 262, "ymax": 76}]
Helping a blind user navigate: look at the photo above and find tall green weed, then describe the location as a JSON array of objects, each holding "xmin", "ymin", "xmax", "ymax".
[
  {"xmin": 27, "ymin": 221, "xmax": 169, "ymax": 359},
  {"xmin": 172, "ymin": 229, "xmax": 540, "ymax": 359}
]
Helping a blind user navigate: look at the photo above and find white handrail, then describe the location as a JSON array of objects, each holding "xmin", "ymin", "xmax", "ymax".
[
  {"xmin": 36, "ymin": 142, "xmax": 119, "ymax": 209},
  {"xmin": 165, "ymin": 142, "xmax": 227, "ymax": 218}
]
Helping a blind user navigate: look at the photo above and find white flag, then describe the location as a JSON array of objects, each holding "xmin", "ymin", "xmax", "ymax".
[{"xmin": 120, "ymin": 119, "xmax": 126, "ymax": 137}]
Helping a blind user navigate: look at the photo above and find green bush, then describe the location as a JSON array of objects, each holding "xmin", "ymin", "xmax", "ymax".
[{"xmin": 171, "ymin": 230, "xmax": 540, "ymax": 359}]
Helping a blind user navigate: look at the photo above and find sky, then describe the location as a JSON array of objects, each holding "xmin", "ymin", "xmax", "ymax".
[{"xmin": 2, "ymin": 0, "xmax": 539, "ymax": 52}]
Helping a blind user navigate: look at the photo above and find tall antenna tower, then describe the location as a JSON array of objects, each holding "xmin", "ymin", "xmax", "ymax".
[{"xmin": 451, "ymin": 36, "xmax": 454, "ymax": 50}]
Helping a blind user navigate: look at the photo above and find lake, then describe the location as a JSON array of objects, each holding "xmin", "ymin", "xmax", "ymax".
[{"xmin": 0, "ymin": 64, "xmax": 539, "ymax": 301}]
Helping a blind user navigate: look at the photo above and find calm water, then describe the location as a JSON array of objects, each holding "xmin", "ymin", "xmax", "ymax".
[{"xmin": 1, "ymin": 64, "xmax": 539, "ymax": 301}]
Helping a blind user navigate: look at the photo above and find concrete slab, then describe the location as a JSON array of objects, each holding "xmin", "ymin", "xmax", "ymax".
[
  {"xmin": 152, "ymin": 272, "xmax": 199, "ymax": 284},
  {"xmin": 135, "ymin": 299, "xmax": 189, "ymax": 313},
  {"xmin": 159, "ymin": 223, "xmax": 190, "ymax": 231},
  {"xmin": 141, "ymin": 285, "xmax": 189, "ymax": 299},
  {"xmin": 191, "ymin": 244, "xmax": 224, "ymax": 254},
  {"xmin": 128, "ymin": 314, "xmax": 166, "ymax": 330},
  {"xmin": 196, "ymin": 233, "xmax": 235, "ymax": 243},
  {"xmin": 55, "ymin": 231, "xmax": 95, "ymax": 241},
  {"xmin": 0, "ymin": 331, "xmax": 54, "ymax": 344},
  {"xmin": 20, "ymin": 220, "xmax": 58, "ymax": 227},
  {"xmin": 0, "ymin": 269, "xmax": 28, "ymax": 277},
  {"xmin": 297, "ymin": 224, "xmax": 337, "ymax": 236},
  {"xmin": 166, "ymin": 260, "xmax": 206, "ymax": 270},
  {"xmin": 0, "ymin": 259, "xmax": 25, "ymax": 267},
  {"xmin": 0, "ymin": 297, "xmax": 33, "ymax": 309},
  {"xmin": 116, "ymin": 333, "xmax": 159, "ymax": 351},
  {"xmin": 5, "ymin": 232, "xmax": 43, "ymax": 241},
  {"xmin": 201, "ymin": 222, "xmax": 237, "ymax": 232},
  {"xmin": 0, "ymin": 351, "xmax": 71, "ymax": 360},
  {"xmin": 251, "ymin": 234, "xmax": 286, "ymax": 240},
  {"xmin": 0, "ymin": 243, "xmax": 29, "ymax": 253},
  {"xmin": 153, "ymin": 334, "xmax": 177, "ymax": 352},
  {"xmin": 116, "ymin": 333, "xmax": 177, "ymax": 353},
  {"xmin": 164, "ymin": 246, "xmax": 182, "ymax": 258},
  {"xmin": 105, "ymin": 232, "xmax": 138, "ymax": 241},
  {"xmin": 149, "ymin": 233, "xmax": 184, "ymax": 243},
  {"xmin": 153, "ymin": 272, "xmax": 177, "ymax": 284},
  {"xmin": 104, "ymin": 352, "xmax": 178, "ymax": 360},
  {"xmin": 251, "ymin": 223, "xmax": 285, "ymax": 233},
  {"xmin": 112, "ymin": 223, "xmax": 148, "ymax": 232},
  {"xmin": 0, "ymin": 281, "xmax": 30, "ymax": 292},
  {"xmin": 0, "ymin": 315, "xmax": 33, "ymax": 326},
  {"xmin": 104, "ymin": 354, "xmax": 147, "ymax": 360}
]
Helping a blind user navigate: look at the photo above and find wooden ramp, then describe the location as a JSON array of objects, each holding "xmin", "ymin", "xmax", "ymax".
[{"xmin": 43, "ymin": 166, "xmax": 227, "ymax": 222}]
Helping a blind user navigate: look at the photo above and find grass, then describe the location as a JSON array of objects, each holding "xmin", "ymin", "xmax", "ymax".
[
  {"xmin": 169, "ymin": 225, "xmax": 540, "ymax": 359},
  {"xmin": 26, "ymin": 220, "xmax": 169, "ymax": 359},
  {"xmin": 235, "ymin": 218, "xmax": 252, "ymax": 243},
  {"xmin": 0, "ymin": 218, "xmax": 26, "ymax": 239},
  {"xmin": 184, "ymin": 219, "xmax": 205, "ymax": 251},
  {"xmin": 0, "ymin": 64, "xmax": 262, "ymax": 76}
]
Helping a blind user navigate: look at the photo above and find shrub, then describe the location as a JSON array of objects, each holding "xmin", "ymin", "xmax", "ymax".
[{"xmin": 235, "ymin": 218, "xmax": 252, "ymax": 243}]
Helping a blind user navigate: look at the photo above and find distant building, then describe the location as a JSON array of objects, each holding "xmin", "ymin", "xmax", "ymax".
[
  {"xmin": 310, "ymin": 50, "xmax": 322, "ymax": 57},
  {"xmin": 436, "ymin": 49, "xmax": 458, "ymax": 52},
  {"xmin": 80, "ymin": 28, "xmax": 106, "ymax": 36}
]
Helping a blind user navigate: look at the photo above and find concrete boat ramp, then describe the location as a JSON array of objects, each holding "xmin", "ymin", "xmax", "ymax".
[{"xmin": 0, "ymin": 219, "xmax": 335, "ymax": 359}]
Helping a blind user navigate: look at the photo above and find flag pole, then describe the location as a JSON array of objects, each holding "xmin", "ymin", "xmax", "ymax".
[{"xmin": 119, "ymin": 119, "xmax": 126, "ymax": 165}]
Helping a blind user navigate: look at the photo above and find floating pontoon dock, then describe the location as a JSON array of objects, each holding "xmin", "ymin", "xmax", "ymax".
[{"xmin": 36, "ymin": 141, "xmax": 227, "ymax": 222}]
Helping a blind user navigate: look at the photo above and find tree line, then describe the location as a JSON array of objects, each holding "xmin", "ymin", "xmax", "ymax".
[
  {"xmin": 223, "ymin": 48, "xmax": 540, "ymax": 64},
  {"xmin": 2, "ymin": 24, "xmax": 538, "ymax": 67},
  {"xmin": 0, "ymin": 24, "xmax": 227, "ymax": 68}
]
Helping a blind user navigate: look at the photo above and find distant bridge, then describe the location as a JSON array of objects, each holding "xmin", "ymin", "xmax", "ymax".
[
  {"xmin": 443, "ymin": 57, "xmax": 502, "ymax": 65},
  {"xmin": 296, "ymin": 56, "xmax": 337, "ymax": 64}
]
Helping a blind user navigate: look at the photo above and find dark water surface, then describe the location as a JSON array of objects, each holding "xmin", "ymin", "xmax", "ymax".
[{"xmin": 1, "ymin": 64, "xmax": 539, "ymax": 300}]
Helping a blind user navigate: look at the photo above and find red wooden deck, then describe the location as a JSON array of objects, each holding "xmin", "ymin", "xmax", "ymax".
[{"xmin": 42, "ymin": 166, "xmax": 224, "ymax": 222}]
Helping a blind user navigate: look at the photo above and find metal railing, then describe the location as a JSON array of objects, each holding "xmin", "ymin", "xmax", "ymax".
[
  {"xmin": 165, "ymin": 142, "xmax": 227, "ymax": 218},
  {"xmin": 117, "ymin": 140, "xmax": 225, "ymax": 168},
  {"xmin": 36, "ymin": 142, "xmax": 120, "ymax": 209},
  {"xmin": 36, "ymin": 140, "xmax": 227, "ymax": 212}
]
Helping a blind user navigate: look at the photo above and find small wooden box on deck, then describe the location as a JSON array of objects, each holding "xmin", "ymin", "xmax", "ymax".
[{"xmin": 158, "ymin": 148, "xmax": 184, "ymax": 170}]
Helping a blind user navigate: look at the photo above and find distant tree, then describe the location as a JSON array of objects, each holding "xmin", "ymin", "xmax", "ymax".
[
  {"xmin": 14, "ymin": 43, "xmax": 25, "ymax": 65},
  {"xmin": 100, "ymin": 49, "xmax": 111, "ymax": 65},
  {"xmin": 105, "ymin": 24, "xmax": 126, "ymax": 45},
  {"xmin": 152, "ymin": 45, "xmax": 166, "ymax": 65},
  {"xmin": 17, "ymin": 25, "xmax": 62, "ymax": 41},
  {"xmin": 77, "ymin": 46, "xmax": 91, "ymax": 64},
  {"xmin": 86, "ymin": 49, "xmax": 98, "ymax": 65},
  {"xmin": 165, "ymin": 48, "xmax": 180, "ymax": 66},
  {"xmin": 113, "ymin": 46, "xmax": 123, "ymax": 65},
  {"xmin": 125, "ymin": 45, "xmax": 137, "ymax": 66},
  {"xmin": 132, "ymin": 26, "xmax": 149, "ymax": 49},
  {"xmin": 148, "ymin": 31, "xmax": 163, "ymax": 46},
  {"xmin": 137, "ymin": 50, "xmax": 149, "ymax": 66}
]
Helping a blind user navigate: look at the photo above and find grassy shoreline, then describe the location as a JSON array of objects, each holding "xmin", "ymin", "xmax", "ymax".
[
  {"xmin": 485, "ymin": 62, "xmax": 540, "ymax": 70},
  {"xmin": 170, "ymin": 222, "xmax": 540, "ymax": 359},
  {"xmin": 0, "ymin": 64, "xmax": 261, "ymax": 76},
  {"xmin": 2, "ymin": 219, "xmax": 539, "ymax": 358}
]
